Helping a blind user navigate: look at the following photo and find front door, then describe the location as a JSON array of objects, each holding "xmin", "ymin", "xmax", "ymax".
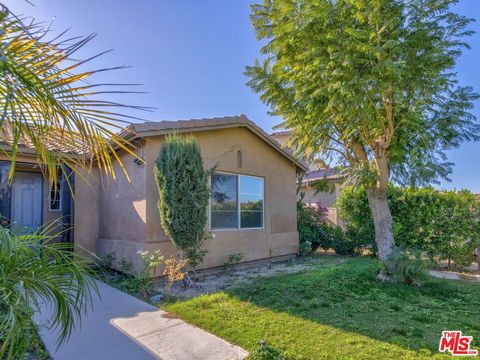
[{"xmin": 11, "ymin": 172, "xmax": 43, "ymax": 234}]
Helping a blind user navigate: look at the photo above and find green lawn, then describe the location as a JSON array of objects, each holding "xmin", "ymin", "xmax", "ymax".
[{"xmin": 164, "ymin": 256, "xmax": 480, "ymax": 359}]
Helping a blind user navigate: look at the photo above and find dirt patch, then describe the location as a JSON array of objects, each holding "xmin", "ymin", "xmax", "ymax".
[
  {"xmin": 429, "ymin": 269, "xmax": 480, "ymax": 283},
  {"xmin": 153, "ymin": 256, "xmax": 346, "ymax": 301}
]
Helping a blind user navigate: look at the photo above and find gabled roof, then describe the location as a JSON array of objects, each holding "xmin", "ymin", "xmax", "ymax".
[{"xmin": 120, "ymin": 115, "xmax": 308, "ymax": 171}]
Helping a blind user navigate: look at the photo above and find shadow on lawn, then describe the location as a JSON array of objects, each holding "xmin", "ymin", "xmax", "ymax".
[{"xmin": 224, "ymin": 257, "xmax": 480, "ymax": 353}]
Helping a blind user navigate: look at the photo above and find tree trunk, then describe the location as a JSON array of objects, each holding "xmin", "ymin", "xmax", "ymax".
[
  {"xmin": 366, "ymin": 187, "xmax": 395, "ymax": 263},
  {"xmin": 351, "ymin": 141, "xmax": 395, "ymax": 279},
  {"xmin": 366, "ymin": 151, "xmax": 395, "ymax": 280}
]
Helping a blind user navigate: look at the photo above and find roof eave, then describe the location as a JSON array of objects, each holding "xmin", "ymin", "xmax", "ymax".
[{"xmin": 125, "ymin": 121, "xmax": 309, "ymax": 172}]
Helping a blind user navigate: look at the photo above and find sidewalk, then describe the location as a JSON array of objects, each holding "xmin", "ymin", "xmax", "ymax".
[{"xmin": 34, "ymin": 280, "xmax": 248, "ymax": 360}]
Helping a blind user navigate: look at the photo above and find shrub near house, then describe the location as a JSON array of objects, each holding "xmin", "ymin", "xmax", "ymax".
[
  {"xmin": 297, "ymin": 200, "xmax": 355, "ymax": 256},
  {"xmin": 337, "ymin": 186, "xmax": 480, "ymax": 266}
]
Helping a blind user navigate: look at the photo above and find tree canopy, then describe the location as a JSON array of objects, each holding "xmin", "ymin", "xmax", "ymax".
[
  {"xmin": 247, "ymin": 0, "xmax": 478, "ymax": 186},
  {"xmin": 246, "ymin": 0, "xmax": 479, "ymax": 269}
]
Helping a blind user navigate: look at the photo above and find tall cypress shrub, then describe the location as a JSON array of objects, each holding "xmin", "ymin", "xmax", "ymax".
[{"xmin": 154, "ymin": 134, "xmax": 210, "ymax": 263}]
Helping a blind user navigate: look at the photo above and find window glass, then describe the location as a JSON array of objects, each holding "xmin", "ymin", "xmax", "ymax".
[
  {"xmin": 210, "ymin": 173, "xmax": 264, "ymax": 230},
  {"xmin": 211, "ymin": 174, "xmax": 238, "ymax": 229},
  {"xmin": 240, "ymin": 176, "xmax": 263, "ymax": 228}
]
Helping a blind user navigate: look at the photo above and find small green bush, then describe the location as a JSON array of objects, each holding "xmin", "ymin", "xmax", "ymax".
[
  {"xmin": 119, "ymin": 257, "xmax": 133, "ymax": 274},
  {"xmin": 328, "ymin": 225, "xmax": 355, "ymax": 256},
  {"xmin": 224, "ymin": 252, "xmax": 244, "ymax": 273},
  {"xmin": 98, "ymin": 252, "xmax": 115, "ymax": 269},
  {"xmin": 338, "ymin": 185, "xmax": 480, "ymax": 267},
  {"xmin": 297, "ymin": 200, "xmax": 365, "ymax": 256},
  {"xmin": 109, "ymin": 251, "xmax": 164, "ymax": 299},
  {"xmin": 250, "ymin": 343, "xmax": 286, "ymax": 360},
  {"xmin": 297, "ymin": 200, "xmax": 329, "ymax": 255},
  {"xmin": 382, "ymin": 248, "xmax": 428, "ymax": 285}
]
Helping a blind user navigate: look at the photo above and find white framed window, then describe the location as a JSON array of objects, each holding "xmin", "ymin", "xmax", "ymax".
[
  {"xmin": 49, "ymin": 175, "xmax": 62, "ymax": 211},
  {"xmin": 210, "ymin": 172, "xmax": 264, "ymax": 230}
]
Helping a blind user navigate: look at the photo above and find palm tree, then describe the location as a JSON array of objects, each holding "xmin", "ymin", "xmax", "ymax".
[
  {"xmin": 0, "ymin": 4, "xmax": 148, "ymax": 183},
  {"xmin": 0, "ymin": 223, "xmax": 98, "ymax": 358},
  {"xmin": 0, "ymin": 3, "xmax": 147, "ymax": 358}
]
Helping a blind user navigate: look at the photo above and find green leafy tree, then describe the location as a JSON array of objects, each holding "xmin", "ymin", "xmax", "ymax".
[
  {"xmin": 246, "ymin": 0, "xmax": 479, "ymax": 276},
  {"xmin": 154, "ymin": 134, "xmax": 210, "ymax": 268}
]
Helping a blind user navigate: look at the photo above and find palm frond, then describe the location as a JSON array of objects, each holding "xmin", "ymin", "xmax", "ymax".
[
  {"xmin": 0, "ymin": 223, "xmax": 98, "ymax": 359},
  {"xmin": 0, "ymin": 4, "xmax": 152, "ymax": 184}
]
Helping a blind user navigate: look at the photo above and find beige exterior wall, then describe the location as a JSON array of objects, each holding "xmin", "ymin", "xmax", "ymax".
[
  {"xmin": 93, "ymin": 145, "xmax": 148, "ymax": 270},
  {"xmin": 98, "ymin": 147, "xmax": 147, "ymax": 243},
  {"xmin": 300, "ymin": 181, "xmax": 344, "ymax": 226},
  {"xmin": 0, "ymin": 127, "xmax": 300, "ymax": 273},
  {"xmin": 301, "ymin": 185, "xmax": 339, "ymax": 208},
  {"xmin": 74, "ymin": 168, "xmax": 100, "ymax": 255},
  {"xmin": 271, "ymin": 133, "xmax": 290, "ymax": 147},
  {"xmin": 94, "ymin": 127, "xmax": 299, "ymax": 272}
]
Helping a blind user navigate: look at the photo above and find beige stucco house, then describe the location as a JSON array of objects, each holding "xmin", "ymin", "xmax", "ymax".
[{"xmin": 0, "ymin": 115, "xmax": 307, "ymax": 272}]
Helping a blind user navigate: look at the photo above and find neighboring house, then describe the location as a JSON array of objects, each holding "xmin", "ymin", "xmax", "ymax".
[
  {"xmin": 0, "ymin": 115, "xmax": 307, "ymax": 272},
  {"xmin": 271, "ymin": 131, "xmax": 346, "ymax": 226},
  {"xmin": 301, "ymin": 168, "xmax": 345, "ymax": 226}
]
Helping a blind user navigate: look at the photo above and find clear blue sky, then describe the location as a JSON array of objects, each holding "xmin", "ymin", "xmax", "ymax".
[{"xmin": 4, "ymin": 0, "xmax": 480, "ymax": 192}]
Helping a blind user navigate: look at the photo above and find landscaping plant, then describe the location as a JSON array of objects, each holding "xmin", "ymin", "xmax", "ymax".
[
  {"xmin": 0, "ymin": 225, "xmax": 97, "ymax": 359},
  {"xmin": 297, "ymin": 200, "xmax": 329, "ymax": 255},
  {"xmin": 250, "ymin": 342, "xmax": 286, "ymax": 360},
  {"xmin": 105, "ymin": 251, "xmax": 164, "ymax": 299},
  {"xmin": 246, "ymin": 0, "xmax": 479, "ymax": 278},
  {"xmin": 137, "ymin": 250, "xmax": 164, "ymax": 298},
  {"xmin": 382, "ymin": 248, "xmax": 428, "ymax": 286},
  {"xmin": 338, "ymin": 186, "xmax": 480, "ymax": 267},
  {"xmin": 224, "ymin": 253, "xmax": 245, "ymax": 274},
  {"xmin": 154, "ymin": 134, "xmax": 211, "ymax": 271},
  {"xmin": 297, "ymin": 200, "xmax": 359, "ymax": 256},
  {"xmin": 163, "ymin": 256, "xmax": 188, "ymax": 292}
]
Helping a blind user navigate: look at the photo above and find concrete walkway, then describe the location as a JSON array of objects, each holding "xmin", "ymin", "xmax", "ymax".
[{"xmin": 34, "ymin": 280, "xmax": 248, "ymax": 360}]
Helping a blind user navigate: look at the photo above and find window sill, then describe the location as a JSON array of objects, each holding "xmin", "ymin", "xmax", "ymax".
[{"xmin": 210, "ymin": 227, "xmax": 265, "ymax": 232}]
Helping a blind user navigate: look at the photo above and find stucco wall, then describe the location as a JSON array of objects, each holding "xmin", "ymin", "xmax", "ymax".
[
  {"xmin": 140, "ymin": 127, "xmax": 299, "ymax": 271},
  {"xmin": 74, "ymin": 168, "xmax": 100, "ymax": 255},
  {"xmin": 96, "ymin": 127, "xmax": 299, "ymax": 272},
  {"xmin": 301, "ymin": 182, "xmax": 341, "ymax": 208},
  {"xmin": 94, "ymin": 145, "xmax": 148, "ymax": 269}
]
